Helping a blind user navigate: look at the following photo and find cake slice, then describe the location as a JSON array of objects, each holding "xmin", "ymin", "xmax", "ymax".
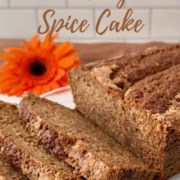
[
  {"xmin": 69, "ymin": 44, "xmax": 180, "ymax": 178},
  {"xmin": 19, "ymin": 94, "xmax": 159, "ymax": 180},
  {"xmin": 0, "ymin": 156, "xmax": 27, "ymax": 180},
  {"xmin": 0, "ymin": 101, "xmax": 80, "ymax": 180}
]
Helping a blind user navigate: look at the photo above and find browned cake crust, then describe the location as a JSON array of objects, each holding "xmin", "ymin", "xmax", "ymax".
[
  {"xmin": 69, "ymin": 44, "xmax": 180, "ymax": 178},
  {"xmin": 0, "ymin": 101, "xmax": 79, "ymax": 180},
  {"xmin": 19, "ymin": 94, "xmax": 160, "ymax": 180},
  {"xmin": 0, "ymin": 156, "xmax": 27, "ymax": 180}
]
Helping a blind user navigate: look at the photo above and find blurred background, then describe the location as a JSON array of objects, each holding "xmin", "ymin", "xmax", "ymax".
[{"xmin": 0, "ymin": 0, "xmax": 180, "ymax": 43}]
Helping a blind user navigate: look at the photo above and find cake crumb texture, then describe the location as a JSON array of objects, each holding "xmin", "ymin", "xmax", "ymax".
[
  {"xmin": 19, "ymin": 94, "xmax": 160, "ymax": 180},
  {"xmin": 0, "ymin": 101, "xmax": 79, "ymax": 180},
  {"xmin": 69, "ymin": 44, "xmax": 180, "ymax": 179},
  {"xmin": 0, "ymin": 156, "xmax": 27, "ymax": 180}
]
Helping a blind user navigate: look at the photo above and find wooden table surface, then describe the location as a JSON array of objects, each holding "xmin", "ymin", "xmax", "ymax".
[{"xmin": 0, "ymin": 38, "xmax": 171, "ymax": 64}]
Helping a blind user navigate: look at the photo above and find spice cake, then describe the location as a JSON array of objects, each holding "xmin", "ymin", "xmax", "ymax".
[
  {"xmin": 68, "ymin": 44, "xmax": 180, "ymax": 178},
  {"xmin": 19, "ymin": 94, "xmax": 159, "ymax": 180},
  {"xmin": 0, "ymin": 156, "xmax": 27, "ymax": 180},
  {"xmin": 0, "ymin": 101, "xmax": 79, "ymax": 180}
]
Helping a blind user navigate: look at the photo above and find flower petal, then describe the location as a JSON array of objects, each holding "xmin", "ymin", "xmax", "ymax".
[
  {"xmin": 23, "ymin": 35, "xmax": 40, "ymax": 50},
  {"xmin": 59, "ymin": 79, "xmax": 68, "ymax": 87},
  {"xmin": 58, "ymin": 56, "xmax": 76, "ymax": 69},
  {"xmin": 0, "ymin": 54, "xmax": 12, "ymax": 62},
  {"xmin": 41, "ymin": 33, "xmax": 58, "ymax": 51},
  {"xmin": 50, "ymin": 81, "xmax": 60, "ymax": 90},
  {"xmin": 53, "ymin": 69, "xmax": 65, "ymax": 81},
  {"xmin": 0, "ymin": 79, "xmax": 19, "ymax": 92},
  {"xmin": 8, "ymin": 84, "xmax": 27, "ymax": 96},
  {"xmin": 30, "ymin": 85, "xmax": 43, "ymax": 95},
  {"xmin": 4, "ymin": 48, "xmax": 27, "ymax": 60},
  {"xmin": 53, "ymin": 42, "xmax": 76, "ymax": 59},
  {"xmin": 31, "ymin": 35, "xmax": 40, "ymax": 48}
]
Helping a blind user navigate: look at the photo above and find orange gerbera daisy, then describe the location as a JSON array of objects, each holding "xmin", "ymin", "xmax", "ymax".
[{"xmin": 0, "ymin": 33, "xmax": 81, "ymax": 96}]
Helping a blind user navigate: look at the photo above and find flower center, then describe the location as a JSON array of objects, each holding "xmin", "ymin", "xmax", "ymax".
[{"xmin": 29, "ymin": 60, "xmax": 47, "ymax": 76}]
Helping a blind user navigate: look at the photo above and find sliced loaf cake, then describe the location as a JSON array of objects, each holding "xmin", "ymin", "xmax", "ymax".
[
  {"xmin": 19, "ymin": 94, "xmax": 160, "ymax": 180},
  {"xmin": 69, "ymin": 44, "xmax": 180, "ymax": 178},
  {"xmin": 0, "ymin": 156, "xmax": 27, "ymax": 180},
  {"xmin": 0, "ymin": 101, "xmax": 80, "ymax": 180}
]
